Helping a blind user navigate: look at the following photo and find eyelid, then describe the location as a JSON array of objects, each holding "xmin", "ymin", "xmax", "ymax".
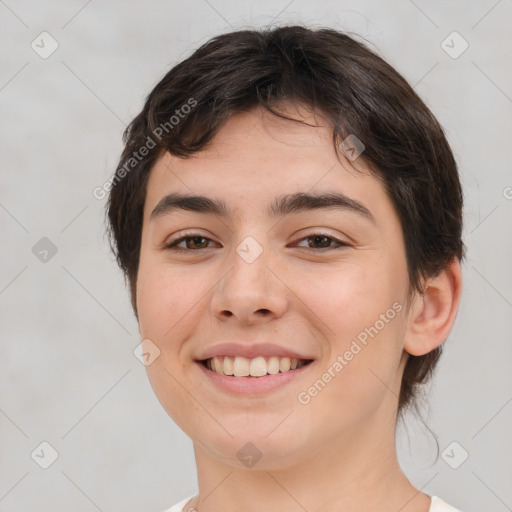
[
  {"xmin": 292, "ymin": 226, "xmax": 356, "ymax": 246},
  {"xmin": 289, "ymin": 226, "xmax": 350, "ymax": 243},
  {"xmin": 163, "ymin": 230, "xmax": 218, "ymax": 250},
  {"xmin": 163, "ymin": 230, "xmax": 350, "ymax": 252},
  {"xmin": 290, "ymin": 232, "xmax": 349, "ymax": 249}
]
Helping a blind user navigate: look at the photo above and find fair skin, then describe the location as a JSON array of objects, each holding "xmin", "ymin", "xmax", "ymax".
[{"xmin": 136, "ymin": 104, "xmax": 462, "ymax": 512}]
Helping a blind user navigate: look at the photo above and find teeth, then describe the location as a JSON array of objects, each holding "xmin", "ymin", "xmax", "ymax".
[
  {"xmin": 267, "ymin": 356, "xmax": 280, "ymax": 374},
  {"xmin": 279, "ymin": 357, "xmax": 291, "ymax": 372},
  {"xmin": 205, "ymin": 355, "xmax": 310, "ymax": 377},
  {"xmin": 249, "ymin": 357, "xmax": 267, "ymax": 377},
  {"xmin": 223, "ymin": 356, "xmax": 234, "ymax": 375},
  {"xmin": 233, "ymin": 356, "xmax": 250, "ymax": 377}
]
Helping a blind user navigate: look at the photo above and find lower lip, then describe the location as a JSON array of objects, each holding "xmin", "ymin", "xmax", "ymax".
[{"xmin": 196, "ymin": 361, "xmax": 314, "ymax": 395}]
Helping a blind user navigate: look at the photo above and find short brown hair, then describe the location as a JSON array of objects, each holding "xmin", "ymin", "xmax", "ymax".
[{"xmin": 106, "ymin": 25, "xmax": 464, "ymax": 415}]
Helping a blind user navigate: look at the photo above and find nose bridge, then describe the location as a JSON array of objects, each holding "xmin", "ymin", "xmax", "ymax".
[{"xmin": 211, "ymin": 233, "xmax": 287, "ymax": 321}]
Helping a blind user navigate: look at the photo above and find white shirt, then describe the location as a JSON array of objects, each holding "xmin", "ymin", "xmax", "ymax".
[{"xmin": 162, "ymin": 494, "xmax": 461, "ymax": 511}]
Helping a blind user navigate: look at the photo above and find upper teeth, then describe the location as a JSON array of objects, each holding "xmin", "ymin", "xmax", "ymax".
[{"xmin": 207, "ymin": 356, "xmax": 309, "ymax": 377}]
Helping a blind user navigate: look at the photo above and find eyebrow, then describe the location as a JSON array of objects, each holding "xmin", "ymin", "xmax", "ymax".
[{"xmin": 150, "ymin": 192, "xmax": 375, "ymax": 224}]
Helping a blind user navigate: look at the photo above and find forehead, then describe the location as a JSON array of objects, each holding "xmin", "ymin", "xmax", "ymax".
[{"xmin": 143, "ymin": 106, "xmax": 395, "ymax": 227}]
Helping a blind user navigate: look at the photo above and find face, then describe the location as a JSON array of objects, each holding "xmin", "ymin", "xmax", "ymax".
[{"xmin": 136, "ymin": 105, "xmax": 412, "ymax": 470}]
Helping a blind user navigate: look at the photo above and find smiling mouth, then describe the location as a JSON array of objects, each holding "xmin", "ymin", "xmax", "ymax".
[{"xmin": 200, "ymin": 355, "xmax": 314, "ymax": 377}]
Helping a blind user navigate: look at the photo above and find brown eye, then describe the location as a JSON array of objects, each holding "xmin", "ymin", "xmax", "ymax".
[
  {"xmin": 184, "ymin": 236, "xmax": 210, "ymax": 249},
  {"xmin": 307, "ymin": 235, "xmax": 332, "ymax": 248},
  {"xmin": 165, "ymin": 234, "xmax": 216, "ymax": 251},
  {"xmin": 295, "ymin": 234, "xmax": 348, "ymax": 250}
]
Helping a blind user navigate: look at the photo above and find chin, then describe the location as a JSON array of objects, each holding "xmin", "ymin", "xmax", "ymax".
[{"xmin": 198, "ymin": 434, "xmax": 308, "ymax": 471}]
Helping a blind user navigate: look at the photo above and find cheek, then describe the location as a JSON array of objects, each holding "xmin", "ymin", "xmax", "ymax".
[
  {"xmin": 296, "ymin": 255, "xmax": 407, "ymax": 397},
  {"xmin": 301, "ymin": 287, "xmax": 407, "ymax": 426},
  {"xmin": 136, "ymin": 262, "xmax": 207, "ymax": 427},
  {"xmin": 136, "ymin": 261, "xmax": 205, "ymax": 340},
  {"xmin": 297, "ymin": 258, "xmax": 403, "ymax": 340}
]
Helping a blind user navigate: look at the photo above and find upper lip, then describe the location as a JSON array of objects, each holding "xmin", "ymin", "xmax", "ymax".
[{"xmin": 195, "ymin": 343, "xmax": 315, "ymax": 361}]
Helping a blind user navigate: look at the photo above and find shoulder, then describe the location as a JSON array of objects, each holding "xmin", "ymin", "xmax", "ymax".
[
  {"xmin": 161, "ymin": 494, "xmax": 196, "ymax": 512},
  {"xmin": 429, "ymin": 495, "xmax": 463, "ymax": 512},
  {"xmin": 162, "ymin": 494, "xmax": 461, "ymax": 512}
]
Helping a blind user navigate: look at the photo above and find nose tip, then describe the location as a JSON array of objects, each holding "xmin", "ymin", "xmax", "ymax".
[{"xmin": 211, "ymin": 250, "xmax": 288, "ymax": 324}]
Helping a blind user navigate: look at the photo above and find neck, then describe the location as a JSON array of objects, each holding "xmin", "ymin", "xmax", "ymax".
[{"xmin": 188, "ymin": 412, "xmax": 430, "ymax": 512}]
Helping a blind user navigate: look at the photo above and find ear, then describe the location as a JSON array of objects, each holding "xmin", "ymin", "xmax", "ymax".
[{"xmin": 404, "ymin": 258, "xmax": 463, "ymax": 356}]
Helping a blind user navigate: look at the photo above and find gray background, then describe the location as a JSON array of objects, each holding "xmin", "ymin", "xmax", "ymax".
[{"xmin": 1, "ymin": 1, "xmax": 511, "ymax": 511}]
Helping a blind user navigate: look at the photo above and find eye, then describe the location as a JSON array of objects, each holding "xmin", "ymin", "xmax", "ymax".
[
  {"xmin": 293, "ymin": 234, "xmax": 348, "ymax": 250},
  {"xmin": 163, "ymin": 232, "xmax": 349, "ymax": 253},
  {"xmin": 164, "ymin": 234, "xmax": 217, "ymax": 251}
]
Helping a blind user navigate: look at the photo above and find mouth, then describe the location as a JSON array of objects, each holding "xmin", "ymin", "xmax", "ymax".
[{"xmin": 199, "ymin": 355, "xmax": 314, "ymax": 378}]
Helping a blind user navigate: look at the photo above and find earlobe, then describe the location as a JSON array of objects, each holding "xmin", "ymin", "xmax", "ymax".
[{"xmin": 404, "ymin": 258, "xmax": 463, "ymax": 357}]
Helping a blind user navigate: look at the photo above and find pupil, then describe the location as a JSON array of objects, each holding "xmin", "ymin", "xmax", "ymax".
[
  {"xmin": 189, "ymin": 236, "xmax": 206, "ymax": 249},
  {"xmin": 312, "ymin": 236, "xmax": 329, "ymax": 248}
]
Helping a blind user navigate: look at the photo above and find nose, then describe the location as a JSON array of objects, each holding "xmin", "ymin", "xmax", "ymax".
[{"xmin": 209, "ymin": 241, "xmax": 289, "ymax": 325}]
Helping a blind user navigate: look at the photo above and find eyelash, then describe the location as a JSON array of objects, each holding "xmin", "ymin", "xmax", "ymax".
[{"xmin": 164, "ymin": 232, "xmax": 349, "ymax": 252}]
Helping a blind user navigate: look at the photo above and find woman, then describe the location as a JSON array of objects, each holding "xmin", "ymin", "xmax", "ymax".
[{"xmin": 107, "ymin": 26, "xmax": 464, "ymax": 512}]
